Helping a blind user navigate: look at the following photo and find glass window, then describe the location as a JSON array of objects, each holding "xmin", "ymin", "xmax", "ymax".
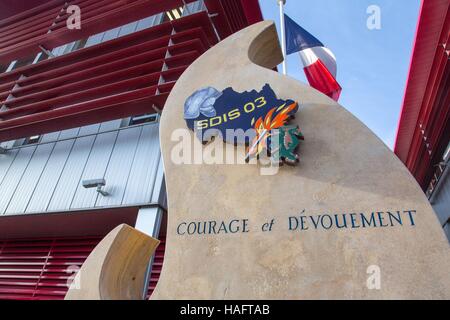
[
  {"xmin": 13, "ymin": 135, "xmax": 41, "ymax": 147},
  {"xmin": 126, "ymin": 113, "xmax": 159, "ymax": 127},
  {"xmin": 164, "ymin": 7, "xmax": 184, "ymax": 22},
  {"xmin": 62, "ymin": 39, "xmax": 87, "ymax": 55},
  {"xmin": 26, "ymin": 135, "xmax": 41, "ymax": 145},
  {"xmin": 135, "ymin": 14, "xmax": 164, "ymax": 32},
  {"xmin": 72, "ymin": 38, "xmax": 88, "ymax": 52},
  {"xmin": 51, "ymin": 39, "xmax": 88, "ymax": 57},
  {"xmin": 84, "ymin": 32, "xmax": 105, "ymax": 48},
  {"xmin": 118, "ymin": 21, "xmax": 138, "ymax": 37},
  {"xmin": 183, "ymin": 0, "xmax": 206, "ymax": 16},
  {"xmin": 51, "ymin": 44, "xmax": 66, "ymax": 57},
  {"xmin": 135, "ymin": 15, "xmax": 158, "ymax": 31},
  {"xmin": 33, "ymin": 52, "xmax": 49, "ymax": 64},
  {"xmin": 102, "ymin": 27, "xmax": 121, "ymax": 42},
  {"xmin": 444, "ymin": 142, "xmax": 450, "ymax": 161}
]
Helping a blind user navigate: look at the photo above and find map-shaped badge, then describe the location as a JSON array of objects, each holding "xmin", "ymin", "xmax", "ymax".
[{"xmin": 184, "ymin": 83, "xmax": 304, "ymax": 164}]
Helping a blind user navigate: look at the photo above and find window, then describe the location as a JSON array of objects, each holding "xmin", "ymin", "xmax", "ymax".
[
  {"xmin": 33, "ymin": 52, "xmax": 49, "ymax": 64},
  {"xmin": 84, "ymin": 32, "xmax": 105, "ymax": 48},
  {"xmin": 183, "ymin": 0, "xmax": 207, "ymax": 16},
  {"xmin": 128, "ymin": 114, "xmax": 159, "ymax": 126},
  {"xmin": 164, "ymin": 7, "xmax": 184, "ymax": 22},
  {"xmin": 118, "ymin": 21, "xmax": 139, "ymax": 37},
  {"xmin": 12, "ymin": 134, "xmax": 41, "ymax": 147},
  {"xmin": 135, "ymin": 14, "xmax": 164, "ymax": 32},
  {"xmin": 21, "ymin": 135, "xmax": 41, "ymax": 146},
  {"xmin": 444, "ymin": 143, "xmax": 450, "ymax": 161},
  {"xmin": 51, "ymin": 39, "xmax": 88, "ymax": 57}
]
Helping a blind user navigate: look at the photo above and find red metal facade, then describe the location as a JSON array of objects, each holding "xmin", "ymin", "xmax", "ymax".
[
  {"xmin": 0, "ymin": 0, "xmax": 50, "ymax": 20},
  {"xmin": 0, "ymin": 0, "xmax": 199, "ymax": 63},
  {"xmin": 394, "ymin": 0, "xmax": 450, "ymax": 189},
  {"xmin": 0, "ymin": 0, "xmax": 260, "ymax": 64},
  {"xmin": 0, "ymin": 235, "xmax": 166, "ymax": 300},
  {"xmin": 0, "ymin": 236, "xmax": 102, "ymax": 300},
  {"xmin": 0, "ymin": 12, "xmax": 215, "ymax": 141}
]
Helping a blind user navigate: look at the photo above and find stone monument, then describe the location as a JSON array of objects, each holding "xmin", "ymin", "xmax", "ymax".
[{"xmin": 152, "ymin": 20, "xmax": 450, "ymax": 299}]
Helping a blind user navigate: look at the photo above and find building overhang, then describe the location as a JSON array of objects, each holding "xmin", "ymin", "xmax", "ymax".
[
  {"xmin": 0, "ymin": 0, "xmax": 263, "ymax": 142},
  {"xmin": 394, "ymin": 0, "xmax": 450, "ymax": 188},
  {"xmin": 0, "ymin": 207, "xmax": 140, "ymax": 239},
  {"xmin": 0, "ymin": 0, "xmax": 264, "ymax": 64}
]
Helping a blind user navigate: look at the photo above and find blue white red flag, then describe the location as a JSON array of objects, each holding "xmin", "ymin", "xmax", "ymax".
[{"xmin": 284, "ymin": 14, "xmax": 342, "ymax": 101}]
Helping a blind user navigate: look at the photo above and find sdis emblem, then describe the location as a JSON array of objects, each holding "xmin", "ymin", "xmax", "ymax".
[{"xmin": 184, "ymin": 84, "xmax": 304, "ymax": 165}]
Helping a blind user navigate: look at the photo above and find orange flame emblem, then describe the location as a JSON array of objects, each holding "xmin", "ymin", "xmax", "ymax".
[{"xmin": 247, "ymin": 102, "xmax": 298, "ymax": 158}]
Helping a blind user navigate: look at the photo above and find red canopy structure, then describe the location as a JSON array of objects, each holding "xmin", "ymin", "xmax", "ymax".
[
  {"xmin": 0, "ymin": 0, "xmax": 263, "ymax": 142},
  {"xmin": 394, "ymin": 0, "xmax": 450, "ymax": 190}
]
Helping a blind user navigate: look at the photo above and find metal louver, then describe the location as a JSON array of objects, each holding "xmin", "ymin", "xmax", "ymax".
[
  {"xmin": 0, "ymin": 236, "xmax": 102, "ymax": 300},
  {"xmin": 0, "ymin": 12, "xmax": 215, "ymax": 142},
  {"xmin": 0, "ymin": 234, "xmax": 166, "ymax": 300}
]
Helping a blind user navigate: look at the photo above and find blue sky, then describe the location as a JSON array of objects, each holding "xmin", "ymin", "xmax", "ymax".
[{"xmin": 259, "ymin": 0, "xmax": 421, "ymax": 149}]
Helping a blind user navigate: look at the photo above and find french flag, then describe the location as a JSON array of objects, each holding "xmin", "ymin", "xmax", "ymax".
[{"xmin": 284, "ymin": 14, "xmax": 342, "ymax": 101}]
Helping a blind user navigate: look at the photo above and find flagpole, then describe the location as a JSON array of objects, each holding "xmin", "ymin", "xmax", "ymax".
[{"xmin": 277, "ymin": 0, "xmax": 287, "ymax": 75}]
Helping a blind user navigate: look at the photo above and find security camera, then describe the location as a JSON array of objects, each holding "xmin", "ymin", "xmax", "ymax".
[
  {"xmin": 82, "ymin": 178, "xmax": 105, "ymax": 188},
  {"xmin": 82, "ymin": 178, "xmax": 109, "ymax": 196}
]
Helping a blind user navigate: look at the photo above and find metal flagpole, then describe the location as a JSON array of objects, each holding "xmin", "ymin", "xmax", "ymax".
[{"xmin": 277, "ymin": 0, "xmax": 287, "ymax": 75}]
